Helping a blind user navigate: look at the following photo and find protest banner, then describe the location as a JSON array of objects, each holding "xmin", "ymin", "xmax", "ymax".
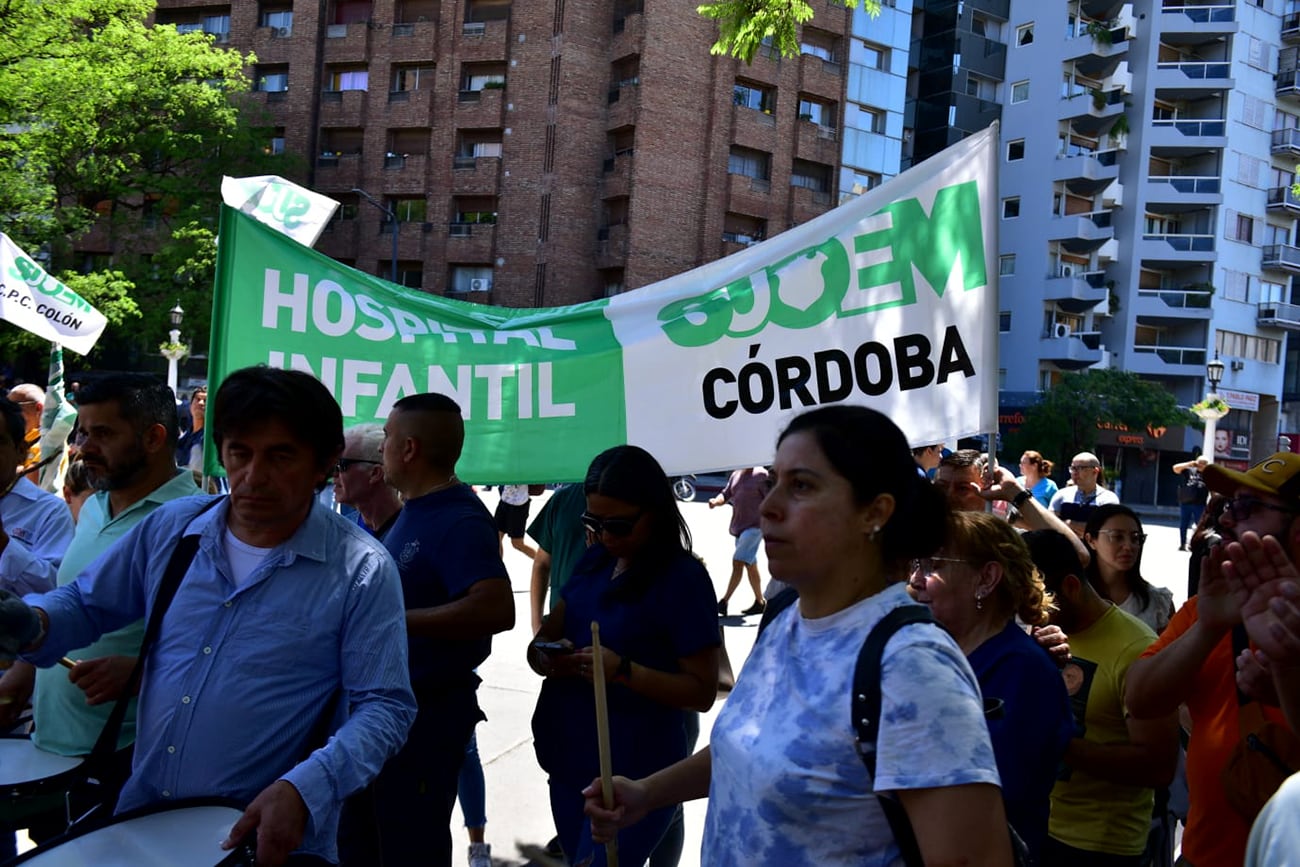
[
  {"xmin": 0, "ymin": 235, "xmax": 108, "ymax": 355},
  {"xmin": 208, "ymin": 124, "xmax": 999, "ymax": 483},
  {"xmin": 220, "ymin": 175, "xmax": 340, "ymax": 247}
]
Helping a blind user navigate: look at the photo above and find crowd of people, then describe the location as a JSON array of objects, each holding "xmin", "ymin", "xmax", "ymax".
[{"xmin": 0, "ymin": 368, "xmax": 1294, "ymax": 867}]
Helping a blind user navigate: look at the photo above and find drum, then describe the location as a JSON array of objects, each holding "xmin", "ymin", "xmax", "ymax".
[
  {"xmin": 8, "ymin": 798, "xmax": 254, "ymax": 866},
  {"xmin": 0, "ymin": 736, "xmax": 84, "ymax": 830}
]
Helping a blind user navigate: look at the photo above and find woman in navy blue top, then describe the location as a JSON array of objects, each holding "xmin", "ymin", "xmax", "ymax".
[
  {"xmin": 528, "ymin": 445, "xmax": 720, "ymax": 867},
  {"xmin": 909, "ymin": 510, "xmax": 1074, "ymax": 861}
]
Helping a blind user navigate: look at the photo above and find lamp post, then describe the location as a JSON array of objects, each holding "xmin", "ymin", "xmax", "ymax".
[
  {"xmin": 161, "ymin": 302, "xmax": 186, "ymax": 395},
  {"xmin": 1198, "ymin": 354, "xmax": 1227, "ymax": 464},
  {"xmin": 352, "ymin": 187, "xmax": 398, "ymax": 283}
]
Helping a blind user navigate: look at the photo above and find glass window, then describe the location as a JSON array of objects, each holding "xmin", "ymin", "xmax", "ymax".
[
  {"xmin": 861, "ymin": 42, "xmax": 887, "ymax": 70},
  {"xmin": 791, "ymin": 160, "xmax": 831, "ymax": 193},
  {"xmin": 999, "ymin": 311, "xmax": 1012, "ymax": 331},
  {"xmin": 999, "ymin": 254, "xmax": 1016, "ymax": 276},
  {"xmin": 733, "ymin": 81, "xmax": 775, "ymax": 113},
  {"xmin": 391, "ymin": 198, "xmax": 426, "ymax": 222},
  {"xmin": 257, "ymin": 70, "xmax": 289, "ymax": 92},
  {"xmin": 798, "ymin": 97, "xmax": 834, "ymax": 127},
  {"xmin": 1003, "ymin": 197, "xmax": 1021, "ymax": 219},
  {"xmin": 728, "ymin": 147, "xmax": 770, "ymax": 180},
  {"xmin": 330, "ymin": 69, "xmax": 369, "ymax": 91},
  {"xmin": 1011, "ymin": 80, "xmax": 1030, "ymax": 103},
  {"xmin": 800, "ymin": 30, "xmax": 837, "ymax": 62},
  {"xmin": 261, "ymin": 10, "xmax": 294, "ymax": 31},
  {"xmin": 862, "ymin": 106, "xmax": 886, "ymax": 134},
  {"xmin": 1007, "ymin": 139, "xmax": 1025, "ymax": 160},
  {"xmin": 393, "ymin": 65, "xmax": 436, "ymax": 92},
  {"xmin": 1016, "ymin": 23, "xmax": 1034, "ymax": 46}
]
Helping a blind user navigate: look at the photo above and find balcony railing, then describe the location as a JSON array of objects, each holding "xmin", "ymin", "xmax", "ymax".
[
  {"xmin": 1150, "ymin": 118, "xmax": 1225, "ymax": 136},
  {"xmin": 1156, "ymin": 61, "xmax": 1231, "ymax": 80},
  {"xmin": 1285, "ymin": 12, "xmax": 1300, "ymax": 40},
  {"xmin": 1162, "ymin": 5, "xmax": 1235, "ymax": 24},
  {"xmin": 1133, "ymin": 344, "xmax": 1207, "ymax": 365},
  {"xmin": 1137, "ymin": 287, "xmax": 1213, "ymax": 308},
  {"xmin": 1263, "ymin": 244, "xmax": 1300, "ymax": 270},
  {"xmin": 1268, "ymin": 186, "xmax": 1300, "ymax": 212},
  {"xmin": 1258, "ymin": 301, "xmax": 1300, "ymax": 328},
  {"xmin": 1278, "ymin": 68, "xmax": 1300, "ymax": 94},
  {"xmin": 1274, "ymin": 127, "xmax": 1300, "ymax": 154},
  {"xmin": 1144, "ymin": 233, "xmax": 1215, "ymax": 251},
  {"xmin": 1148, "ymin": 175, "xmax": 1221, "ymax": 194}
]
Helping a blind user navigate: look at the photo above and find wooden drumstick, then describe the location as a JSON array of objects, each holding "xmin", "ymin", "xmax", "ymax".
[
  {"xmin": 59, "ymin": 657, "xmax": 76, "ymax": 669},
  {"xmin": 590, "ymin": 621, "xmax": 619, "ymax": 867}
]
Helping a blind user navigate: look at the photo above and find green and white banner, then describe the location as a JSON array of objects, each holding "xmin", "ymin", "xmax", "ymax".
[
  {"xmin": 209, "ymin": 125, "xmax": 999, "ymax": 484},
  {"xmin": 0, "ymin": 234, "xmax": 108, "ymax": 355}
]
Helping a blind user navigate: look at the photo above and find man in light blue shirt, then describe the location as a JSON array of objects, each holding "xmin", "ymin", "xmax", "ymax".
[
  {"xmin": 15, "ymin": 367, "xmax": 416, "ymax": 866},
  {"xmin": 0, "ymin": 398, "xmax": 74, "ymax": 595},
  {"xmin": 0, "ymin": 375, "xmax": 203, "ymax": 766}
]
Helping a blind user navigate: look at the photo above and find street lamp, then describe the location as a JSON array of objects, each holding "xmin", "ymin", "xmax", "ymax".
[
  {"xmin": 1198, "ymin": 353, "xmax": 1228, "ymax": 464},
  {"xmin": 161, "ymin": 302, "xmax": 186, "ymax": 395},
  {"xmin": 351, "ymin": 187, "xmax": 395, "ymax": 282}
]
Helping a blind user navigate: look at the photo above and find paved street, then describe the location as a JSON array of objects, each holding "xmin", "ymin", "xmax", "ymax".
[{"xmin": 463, "ymin": 490, "xmax": 1193, "ymax": 867}]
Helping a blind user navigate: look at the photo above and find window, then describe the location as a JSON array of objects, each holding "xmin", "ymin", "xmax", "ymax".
[
  {"xmin": 966, "ymin": 74, "xmax": 995, "ymax": 101},
  {"xmin": 860, "ymin": 41, "xmax": 888, "ymax": 70},
  {"xmin": 462, "ymin": 63, "xmax": 507, "ymax": 91},
  {"xmin": 1011, "ymin": 80, "xmax": 1030, "ymax": 103},
  {"xmin": 391, "ymin": 198, "xmax": 427, "ymax": 222},
  {"xmin": 999, "ymin": 311, "xmax": 1012, "ymax": 331},
  {"xmin": 733, "ymin": 81, "xmax": 775, "ymax": 114},
  {"xmin": 261, "ymin": 9, "xmax": 293, "ymax": 32},
  {"xmin": 1217, "ymin": 330, "xmax": 1281, "ymax": 364},
  {"xmin": 1236, "ymin": 214, "xmax": 1256, "ymax": 244},
  {"xmin": 1007, "ymin": 139, "xmax": 1025, "ymax": 161},
  {"xmin": 1016, "ymin": 23, "xmax": 1034, "ymax": 46},
  {"xmin": 450, "ymin": 266, "xmax": 493, "ymax": 294},
  {"xmin": 728, "ymin": 146, "xmax": 770, "ymax": 180},
  {"xmin": 723, "ymin": 213, "xmax": 767, "ymax": 246},
  {"xmin": 395, "ymin": 262, "xmax": 423, "ymax": 289},
  {"xmin": 393, "ymin": 65, "xmax": 435, "ymax": 92},
  {"xmin": 256, "ymin": 66, "xmax": 289, "ymax": 92},
  {"xmin": 328, "ymin": 68, "xmax": 369, "ymax": 91},
  {"xmin": 798, "ymin": 97, "xmax": 835, "ymax": 127},
  {"xmin": 1002, "ymin": 197, "xmax": 1021, "ymax": 219},
  {"xmin": 791, "ymin": 160, "xmax": 832, "ymax": 193},
  {"xmin": 862, "ymin": 106, "xmax": 887, "ymax": 134},
  {"xmin": 999, "ymin": 254, "xmax": 1016, "ymax": 276},
  {"xmin": 267, "ymin": 128, "xmax": 286, "ymax": 155},
  {"xmin": 799, "ymin": 29, "xmax": 838, "ymax": 63},
  {"xmin": 971, "ymin": 15, "xmax": 999, "ymax": 40},
  {"xmin": 1263, "ymin": 280, "xmax": 1286, "ymax": 303},
  {"xmin": 849, "ymin": 171, "xmax": 882, "ymax": 194}
]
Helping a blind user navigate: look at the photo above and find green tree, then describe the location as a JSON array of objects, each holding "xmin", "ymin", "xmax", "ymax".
[
  {"xmin": 0, "ymin": 0, "xmax": 287, "ymax": 370},
  {"xmin": 1004, "ymin": 369, "xmax": 1193, "ymax": 469},
  {"xmin": 698, "ymin": 0, "xmax": 881, "ymax": 62}
]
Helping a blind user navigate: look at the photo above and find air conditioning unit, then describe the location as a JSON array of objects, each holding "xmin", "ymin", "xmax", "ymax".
[
  {"xmin": 1060, "ymin": 264, "xmax": 1074, "ymax": 277},
  {"xmin": 1053, "ymin": 323, "xmax": 1072, "ymax": 338},
  {"xmin": 468, "ymin": 277, "xmax": 493, "ymax": 292},
  {"xmin": 274, "ymin": 26, "xmax": 291, "ymax": 38},
  {"xmin": 1231, "ymin": 360, "xmax": 1245, "ymax": 372}
]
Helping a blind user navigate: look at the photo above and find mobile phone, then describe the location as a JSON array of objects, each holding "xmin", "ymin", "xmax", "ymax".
[{"xmin": 533, "ymin": 641, "xmax": 574, "ymax": 655}]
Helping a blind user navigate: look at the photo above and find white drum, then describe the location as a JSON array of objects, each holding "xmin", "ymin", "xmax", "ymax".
[
  {"xmin": 11, "ymin": 800, "xmax": 252, "ymax": 866},
  {"xmin": 0, "ymin": 737, "xmax": 84, "ymax": 830}
]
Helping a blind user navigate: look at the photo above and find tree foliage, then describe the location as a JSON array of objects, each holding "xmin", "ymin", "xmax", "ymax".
[
  {"xmin": 1004, "ymin": 369, "xmax": 1194, "ymax": 469},
  {"xmin": 0, "ymin": 0, "xmax": 286, "ymax": 372},
  {"xmin": 698, "ymin": 0, "xmax": 880, "ymax": 63}
]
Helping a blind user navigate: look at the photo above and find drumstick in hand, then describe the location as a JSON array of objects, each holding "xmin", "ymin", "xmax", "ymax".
[
  {"xmin": 59, "ymin": 657, "xmax": 76, "ymax": 669},
  {"xmin": 590, "ymin": 621, "xmax": 619, "ymax": 867}
]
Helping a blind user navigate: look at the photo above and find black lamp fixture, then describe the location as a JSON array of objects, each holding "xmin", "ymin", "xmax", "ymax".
[
  {"xmin": 1206, "ymin": 352, "xmax": 1225, "ymax": 392},
  {"xmin": 169, "ymin": 302, "xmax": 185, "ymax": 329}
]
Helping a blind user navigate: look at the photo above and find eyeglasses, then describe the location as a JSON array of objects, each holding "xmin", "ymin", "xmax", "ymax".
[
  {"xmin": 335, "ymin": 457, "xmax": 381, "ymax": 474},
  {"xmin": 1223, "ymin": 496, "xmax": 1300, "ymax": 523},
  {"xmin": 1069, "ymin": 464, "xmax": 1099, "ymax": 472},
  {"xmin": 1097, "ymin": 530, "xmax": 1147, "ymax": 545},
  {"xmin": 581, "ymin": 511, "xmax": 644, "ymax": 538},
  {"xmin": 909, "ymin": 556, "xmax": 977, "ymax": 575}
]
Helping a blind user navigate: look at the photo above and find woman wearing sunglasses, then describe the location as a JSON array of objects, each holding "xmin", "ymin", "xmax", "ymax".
[
  {"xmin": 1084, "ymin": 504, "xmax": 1174, "ymax": 633},
  {"xmin": 584, "ymin": 406, "xmax": 1012, "ymax": 865},
  {"xmin": 527, "ymin": 445, "xmax": 719, "ymax": 867},
  {"xmin": 908, "ymin": 512, "xmax": 1073, "ymax": 862}
]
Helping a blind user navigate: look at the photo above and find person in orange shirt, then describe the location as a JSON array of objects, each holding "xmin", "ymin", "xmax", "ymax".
[{"xmin": 1127, "ymin": 453, "xmax": 1300, "ymax": 867}]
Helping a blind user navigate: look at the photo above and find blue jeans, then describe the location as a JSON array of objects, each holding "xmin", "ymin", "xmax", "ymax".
[
  {"xmin": 1179, "ymin": 503, "xmax": 1205, "ymax": 547},
  {"xmin": 457, "ymin": 732, "xmax": 486, "ymax": 829},
  {"xmin": 549, "ymin": 778, "xmax": 675, "ymax": 867}
]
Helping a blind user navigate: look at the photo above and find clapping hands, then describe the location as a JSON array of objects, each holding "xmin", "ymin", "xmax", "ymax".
[{"xmin": 1221, "ymin": 532, "xmax": 1300, "ymax": 667}]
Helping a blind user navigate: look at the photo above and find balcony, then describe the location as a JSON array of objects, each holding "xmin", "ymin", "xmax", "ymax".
[
  {"xmin": 602, "ymin": 151, "xmax": 633, "ymax": 199},
  {"xmin": 1043, "ymin": 269, "xmax": 1109, "ymax": 313},
  {"xmin": 386, "ymin": 88, "xmax": 434, "ymax": 126},
  {"xmin": 791, "ymin": 184, "xmax": 833, "ymax": 223},
  {"xmin": 446, "ymin": 221, "xmax": 496, "ymax": 260},
  {"xmin": 389, "ymin": 20, "xmax": 438, "ymax": 62},
  {"xmin": 1153, "ymin": 61, "xmax": 1232, "ymax": 99},
  {"xmin": 381, "ymin": 154, "xmax": 428, "ymax": 194},
  {"xmin": 315, "ymin": 219, "xmax": 360, "ymax": 260},
  {"xmin": 1267, "ymin": 186, "xmax": 1300, "ymax": 215},
  {"xmin": 1130, "ymin": 343, "xmax": 1208, "ymax": 376},
  {"xmin": 794, "ymin": 120, "xmax": 839, "ymax": 163},
  {"xmin": 1145, "ymin": 175, "xmax": 1222, "ymax": 208},
  {"xmin": 1159, "ymin": 4, "xmax": 1236, "ymax": 39},
  {"xmin": 322, "ymin": 22, "xmax": 371, "ymax": 62},
  {"xmin": 1263, "ymin": 243, "xmax": 1300, "ymax": 274},
  {"xmin": 607, "ymin": 82, "xmax": 640, "ymax": 128},
  {"xmin": 456, "ymin": 86, "xmax": 505, "ymax": 125},
  {"xmin": 1278, "ymin": 68, "xmax": 1300, "ymax": 101},
  {"xmin": 460, "ymin": 18, "xmax": 510, "ymax": 61},
  {"xmin": 1273, "ymin": 127, "xmax": 1300, "ymax": 157},
  {"xmin": 1147, "ymin": 118, "xmax": 1227, "ymax": 155},
  {"xmin": 731, "ymin": 106, "xmax": 778, "ymax": 150},
  {"xmin": 319, "ymin": 89, "xmax": 368, "ymax": 120},
  {"xmin": 1058, "ymin": 89, "xmax": 1126, "ymax": 134},
  {"xmin": 727, "ymin": 172, "xmax": 771, "ymax": 212},
  {"xmin": 1140, "ymin": 233, "xmax": 1216, "ymax": 268},
  {"xmin": 1063, "ymin": 29, "xmax": 1129, "ymax": 77},
  {"xmin": 1081, "ymin": 0, "xmax": 1123, "ymax": 17},
  {"xmin": 1286, "ymin": 13, "xmax": 1300, "ymax": 43},
  {"xmin": 597, "ymin": 223, "xmax": 630, "ymax": 267},
  {"xmin": 450, "ymin": 155, "xmax": 502, "ymax": 195},
  {"xmin": 799, "ymin": 52, "xmax": 843, "ymax": 98},
  {"xmin": 1257, "ymin": 301, "xmax": 1300, "ymax": 330},
  {"xmin": 1052, "ymin": 149, "xmax": 1120, "ymax": 190},
  {"xmin": 1041, "ymin": 332, "xmax": 1105, "ymax": 370},
  {"xmin": 1134, "ymin": 287, "xmax": 1214, "ymax": 320},
  {"xmin": 1047, "ymin": 210, "xmax": 1115, "ymax": 250},
  {"xmin": 314, "ymin": 153, "xmax": 362, "ymax": 190},
  {"xmin": 611, "ymin": 8, "xmax": 645, "ymax": 57}
]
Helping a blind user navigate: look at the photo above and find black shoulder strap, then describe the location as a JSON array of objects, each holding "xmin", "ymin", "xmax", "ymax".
[
  {"xmin": 756, "ymin": 586, "xmax": 799, "ymax": 636},
  {"xmin": 1232, "ymin": 623, "xmax": 1251, "ymax": 706},
  {"xmin": 852, "ymin": 604, "xmax": 935, "ymax": 867},
  {"xmin": 89, "ymin": 496, "xmax": 225, "ymax": 760}
]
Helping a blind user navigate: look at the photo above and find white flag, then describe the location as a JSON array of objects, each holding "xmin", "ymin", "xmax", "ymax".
[
  {"xmin": 0, "ymin": 235, "xmax": 108, "ymax": 355},
  {"xmin": 221, "ymin": 175, "xmax": 340, "ymax": 247}
]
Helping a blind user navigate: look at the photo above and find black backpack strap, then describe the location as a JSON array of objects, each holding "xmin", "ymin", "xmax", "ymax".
[
  {"xmin": 853, "ymin": 604, "xmax": 935, "ymax": 867},
  {"xmin": 756, "ymin": 586, "xmax": 799, "ymax": 636},
  {"xmin": 1231, "ymin": 623, "xmax": 1252, "ymax": 706},
  {"xmin": 89, "ymin": 496, "xmax": 225, "ymax": 761}
]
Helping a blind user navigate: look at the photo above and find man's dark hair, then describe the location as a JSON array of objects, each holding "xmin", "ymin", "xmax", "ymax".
[
  {"xmin": 940, "ymin": 448, "xmax": 984, "ymax": 471},
  {"xmin": 211, "ymin": 367, "xmax": 343, "ymax": 471},
  {"xmin": 1023, "ymin": 529, "xmax": 1081, "ymax": 595},
  {"xmin": 76, "ymin": 374, "xmax": 180, "ymax": 447},
  {"xmin": 0, "ymin": 399, "xmax": 25, "ymax": 452},
  {"xmin": 392, "ymin": 393, "xmax": 464, "ymax": 468}
]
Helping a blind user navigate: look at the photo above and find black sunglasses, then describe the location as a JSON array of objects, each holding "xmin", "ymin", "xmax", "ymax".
[
  {"xmin": 1224, "ymin": 496, "xmax": 1300, "ymax": 523},
  {"xmin": 335, "ymin": 457, "xmax": 381, "ymax": 474},
  {"xmin": 581, "ymin": 511, "xmax": 643, "ymax": 537}
]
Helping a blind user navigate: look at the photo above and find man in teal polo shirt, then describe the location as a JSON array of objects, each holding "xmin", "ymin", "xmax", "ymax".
[{"xmin": 0, "ymin": 374, "xmax": 201, "ymax": 831}]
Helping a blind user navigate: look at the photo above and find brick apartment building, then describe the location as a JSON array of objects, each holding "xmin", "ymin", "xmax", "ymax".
[{"xmin": 148, "ymin": 0, "xmax": 853, "ymax": 307}]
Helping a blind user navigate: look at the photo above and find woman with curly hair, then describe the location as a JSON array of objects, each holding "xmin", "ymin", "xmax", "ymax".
[{"xmin": 909, "ymin": 511, "xmax": 1074, "ymax": 861}]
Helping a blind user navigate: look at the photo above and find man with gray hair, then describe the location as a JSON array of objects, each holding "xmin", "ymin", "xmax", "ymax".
[
  {"xmin": 333, "ymin": 423, "xmax": 401, "ymax": 539},
  {"xmin": 1049, "ymin": 451, "xmax": 1119, "ymax": 536}
]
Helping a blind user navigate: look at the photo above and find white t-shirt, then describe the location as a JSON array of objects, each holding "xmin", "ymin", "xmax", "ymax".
[
  {"xmin": 702, "ymin": 583, "xmax": 1000, "ymax": 866},
  {"xmin": 499, "ymin": 484, "xmax": 530, "ymax": 506},
  {"xmin": 223, "ymin": 527, "xmax": 273, "ymax": 588}
]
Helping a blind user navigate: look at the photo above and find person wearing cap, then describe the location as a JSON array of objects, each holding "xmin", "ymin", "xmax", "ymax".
[
  {"xmin": 1048, "ymin": 452, "xmax": 1119, "ymax": 537},
  {"xmin": 1126, "ymin": 452, "xmax": 1300, "ymax": 867}
]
